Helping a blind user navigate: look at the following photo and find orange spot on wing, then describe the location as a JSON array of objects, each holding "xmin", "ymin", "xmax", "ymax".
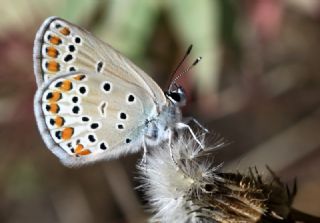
[
  {"xmin": 46, "ymin": 47, "xmax": 58, "ymax": 58},
  {"xmin": 73, "ymin": 74, "xmax": 86, "ymax": 81},
  {"xmin": 47, "ymin": 61, "xmax": 60, "ymax": 72},
  {"xmin": 62, "ymin": 127, "xmax": 74, "ymax": 140},
  {"xmin": 60, "ymin": 80, "xmax": 72, "ymax": 91},
  {"xmin": 49, "ymin": 103, "xmax": 59, "ymax": 113},
  {"xmin": 49, "ymin": 91, "xmax": 62, "ymax": 102},
  {"xmin": 49, "ymin": 35, "xmax": 62, "ymax": 45},
  {"xmin": 59, "ymin": 27, "xmax": 70, "ymax": 36},
  {"xmin": 79, "ymin": 149, "xmax": 91, "ymax": 155},
  {"xmin": 75, "ymin": 144, "xmax": 91, "ymax": 156},
  {"xmin": 55, "ymin": 116, "xmax": 64, "ymax": 127},
  {"xmin": 75, "ymin": 144, "xmax": 84, "ymax": 153}
]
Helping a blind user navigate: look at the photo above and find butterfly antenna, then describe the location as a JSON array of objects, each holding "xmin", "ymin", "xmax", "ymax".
[
  {"xmin": 169, "ymin": 56, "xmax": 202, "ymax": 91},
  {"xmin": 166, "ymin": 45, "xmax": 193, "ymax": 90}
]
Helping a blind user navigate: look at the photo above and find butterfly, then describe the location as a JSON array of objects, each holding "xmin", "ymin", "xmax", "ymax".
[{"xmin": 33, "ymin": 16, "xmax": 205, "ymax": 167}]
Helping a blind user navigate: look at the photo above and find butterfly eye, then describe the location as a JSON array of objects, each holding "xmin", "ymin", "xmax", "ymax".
[
  {"xmin": 170, "ymin": 92, "xmax": 181, "ymax": 102},
  {"xmin": 166, "ymin": 86, "xmax": 186, "ymax": 106}
]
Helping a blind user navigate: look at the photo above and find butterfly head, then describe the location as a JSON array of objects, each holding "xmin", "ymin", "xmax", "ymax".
[
  {"xmin": 165, "ymin": 45, "xmax": 201, "ymax": 108},
  {"xmin": 165, "ymin": 85, "xmax": 187, "ymax": 107}
]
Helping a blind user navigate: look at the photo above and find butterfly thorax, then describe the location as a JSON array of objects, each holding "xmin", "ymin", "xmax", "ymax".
[
  {"xmin": 145, "ymin": 87, "xmax": 186, "ymax": 146},
  {"xmin": 144, "ymin": 96, "xmax": 183, "ymax": 147}
]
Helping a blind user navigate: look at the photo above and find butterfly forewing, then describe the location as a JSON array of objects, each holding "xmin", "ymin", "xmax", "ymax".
[{"xmin": 33, "ymin": 16, "xmax": 166, "ymax": 104}]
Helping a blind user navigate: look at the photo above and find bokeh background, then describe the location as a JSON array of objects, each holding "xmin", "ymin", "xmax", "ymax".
[{"xmin": 1, "ymin": 0, "xmax": 320, "ymax": 222}]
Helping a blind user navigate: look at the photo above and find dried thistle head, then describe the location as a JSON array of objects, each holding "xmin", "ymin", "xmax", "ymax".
[{"xmin": 137, "ymin": 133, "xmax": 296, "ymax": 223}]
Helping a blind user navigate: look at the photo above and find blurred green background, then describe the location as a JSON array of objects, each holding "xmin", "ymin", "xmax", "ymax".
[{"xmin": 1, "ymin": 0, "xmax": 320, "ymax": 222}]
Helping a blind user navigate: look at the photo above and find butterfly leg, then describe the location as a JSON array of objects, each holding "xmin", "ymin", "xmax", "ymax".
[
  {"xmin": 140, "ymin": 137, "xmax": 148, "ymax": 167},
  {"xmin": 175, "ymin": 122, "xmax": 204, "ymax": 149},
  {"xmin": 167, "ymin": 129, "xmax": 180, "ymax": 168},
  {"xmin": 183, "ymin": 117, "xmax": 209, "ymax": 133}
]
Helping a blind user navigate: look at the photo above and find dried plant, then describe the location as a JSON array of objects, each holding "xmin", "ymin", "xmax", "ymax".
[{"xmin": 138, "ymin": 133, "xmax": 319, "ymax": 223}]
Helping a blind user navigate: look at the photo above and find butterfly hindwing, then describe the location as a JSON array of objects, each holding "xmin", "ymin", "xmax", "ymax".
[
  {"xmin": 34, "ymin": 71, "xmax": 157, "ymax": 166},
  {"xmin": 33, "ymin": 16, "xmax": 166, "ymax": 104}
]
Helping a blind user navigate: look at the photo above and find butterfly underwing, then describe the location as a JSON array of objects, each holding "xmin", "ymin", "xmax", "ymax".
[{"xmin": 33, "ymin": 16, "xmax": 202, "ymax": 167}]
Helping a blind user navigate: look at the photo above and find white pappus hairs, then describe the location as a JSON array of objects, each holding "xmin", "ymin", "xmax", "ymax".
[{"xmin": 137, "ymin": 133, "xmax": 296, "ymax": 223}]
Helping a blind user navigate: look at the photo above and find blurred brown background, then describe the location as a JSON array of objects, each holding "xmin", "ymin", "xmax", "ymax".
[{"xmin": 1, "ymin": 0, "xmax": 320, "ymax": 222}]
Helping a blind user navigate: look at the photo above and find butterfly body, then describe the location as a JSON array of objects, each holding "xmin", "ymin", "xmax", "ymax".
[
  {"xmin": 144, "ymin": 101, "xmax": 183, "ymax": 147},
  {"xmin": 33, "ymin": 17, "xmax": 198, "ymax": 166}
]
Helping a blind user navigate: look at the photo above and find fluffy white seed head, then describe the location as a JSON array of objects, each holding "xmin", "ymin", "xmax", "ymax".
[
  {"xmin": 137, "ymin": 134, "xmax": 226, "ymax": 223},
  {"xmin": 137, "ymin": 133, "xmax": 295, "ymax": 223}
]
